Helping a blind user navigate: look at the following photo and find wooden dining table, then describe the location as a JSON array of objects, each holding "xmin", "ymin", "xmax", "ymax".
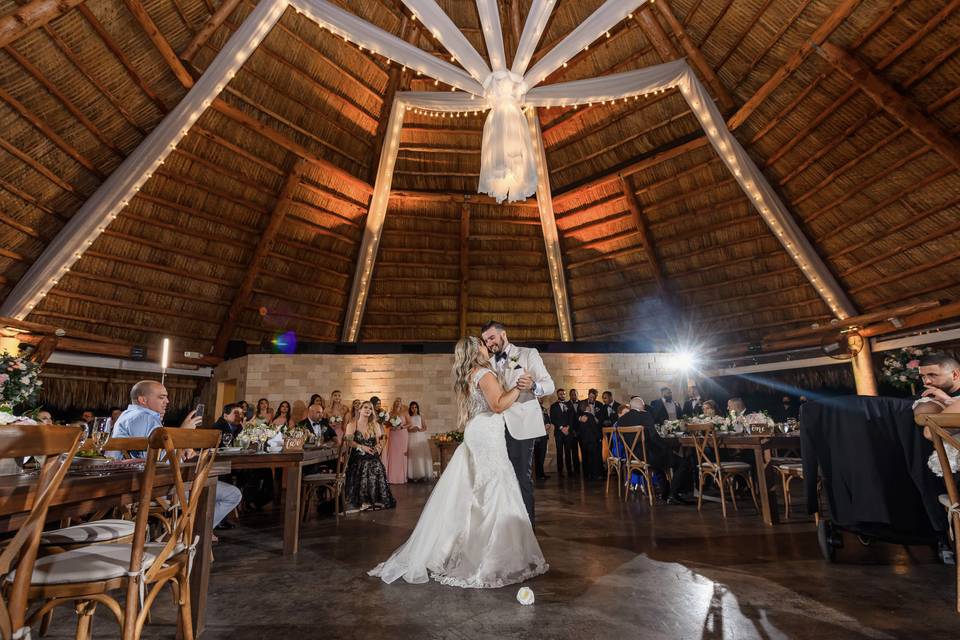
[
  {"xmin": 219, "ymin": 446, "xmax": 337, "ymax": 555},
  {"xmin": 0, "ymin": 460, "xmax": 228, "ymax": 637},
  {"xmin": 670, "ymin": 432, "xmax": 801, "ymax": 526}
]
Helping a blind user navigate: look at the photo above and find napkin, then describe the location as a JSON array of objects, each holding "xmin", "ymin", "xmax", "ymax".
[
  {"xmin": 516, "ymin": 587, "xmax": 534, "ymax": 605},
  {"xmin": 266, "ymin": 432, "xmax": 284, "ymax": 452}
]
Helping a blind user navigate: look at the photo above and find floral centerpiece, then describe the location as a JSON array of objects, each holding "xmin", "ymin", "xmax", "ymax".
[
  {"xmin": 236, "ymin": 421, "xmax": 280, "ymax": 450},
  {"xmin": 688, "ymin": 415, "xmax": 726, "ymax": 427},
  {"xmin": 742, "ymin": 411, "xmax": 776, "ymax": 434},
  {"xmin": 659, "ymin": 419, "xmax": 685, "ymax": 436},
  {"xmin": 882, "ymin": 346, "xmax": 933, "ymax": 394},
  {"xmin": 433, "ymin": 430, "xmax": 464, "ymax": 444},
  {"xmin": 0, "ymin": 354, "xmax": 42, "ymax": 425}
]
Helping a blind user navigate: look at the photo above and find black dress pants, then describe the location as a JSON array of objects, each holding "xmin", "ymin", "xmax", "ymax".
[{"xmin": 505, "ymin": 427, "xmax": 536, "ymax": 525}]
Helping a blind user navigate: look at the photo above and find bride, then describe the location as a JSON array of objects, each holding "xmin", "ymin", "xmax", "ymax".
[{"xmin": 369, "ymin": 336, "xmax": 548, "ymax": 588}]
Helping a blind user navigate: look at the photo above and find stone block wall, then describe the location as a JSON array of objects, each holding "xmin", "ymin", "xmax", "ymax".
[{"xmin": 211, "ymin": 352, "xmax": 689, "ymax": 432}]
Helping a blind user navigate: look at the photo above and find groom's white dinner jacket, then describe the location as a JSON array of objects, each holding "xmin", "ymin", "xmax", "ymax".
[{"xmin": 490, "ymin": 343, "xmax": 555, "ymax": 440}]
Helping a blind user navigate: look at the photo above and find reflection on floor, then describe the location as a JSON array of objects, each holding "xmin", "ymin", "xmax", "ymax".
[{"xmin": 43, "ymin": 478, "xmax": 958, "ymax": 638}]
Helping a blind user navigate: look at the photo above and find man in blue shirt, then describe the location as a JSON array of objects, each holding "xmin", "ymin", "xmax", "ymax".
[{"xmin": 112, "ymin": 380, "xmax": 241, "ymax": 531}]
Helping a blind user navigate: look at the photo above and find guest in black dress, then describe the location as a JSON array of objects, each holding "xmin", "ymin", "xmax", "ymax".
[{"xmin": 345, "ymin": 400, "xmax": 396, "ymax": 510}]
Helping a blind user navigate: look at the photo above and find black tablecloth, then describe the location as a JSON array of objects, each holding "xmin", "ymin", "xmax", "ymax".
[{"xmin": 801, "ymin": 396, "xmax": 946, "ymax": 541}]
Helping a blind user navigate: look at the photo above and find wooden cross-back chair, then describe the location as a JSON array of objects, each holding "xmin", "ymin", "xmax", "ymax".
[
  {"xmin": 686, "ymin": 423, "xmax": 759, "ymax": 518},
  {"xmin": 616, "ymin": 427, "xmax": 656, "ymax": 506},
  {"xmin": 0, "ymin": 424, "xmax": 83, "ymax": 640},
  {"xmin": 22, "ymin": 428, "xmax": 220, "ymax": 640},
  {"xmin": 918, "ymin": 413, "xmax": 960, "ymax": 613},
  {"xmin": 37, "ymin": 438, "xmax": 151, "ymax": 555},
  {"xmin": 301, "ymin": 439, "xmax": 351, "ymax": 521},
  {"xmin": 601, "ymin": 428, "xmax": 624, "ymax": 497}
]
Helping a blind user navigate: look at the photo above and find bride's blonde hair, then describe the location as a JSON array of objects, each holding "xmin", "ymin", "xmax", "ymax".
[{"xmin": 452, "ymin": 336, "xmax": 489, "ymax": 430}]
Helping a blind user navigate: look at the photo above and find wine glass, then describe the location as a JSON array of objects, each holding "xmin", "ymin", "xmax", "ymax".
[
  {"xmin": 91, "ymin": 417, "xmax": 111, "ymax": 455},
  {"xmin": 221, "ymin": 432, "xmax": 233, "ymax": 448}
]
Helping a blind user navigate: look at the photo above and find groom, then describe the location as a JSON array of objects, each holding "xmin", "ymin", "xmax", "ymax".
[{"xmin": 481, "ymin": 320, "xmax": 555, "ymax": 526}]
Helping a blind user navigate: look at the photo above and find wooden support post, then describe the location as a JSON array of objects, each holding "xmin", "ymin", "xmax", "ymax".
[
  {"xmin": 727, "ymin": 0, "xmax": 860, "ymax": 130},
  {"xmin": 651, "ymin": 0, "xmax": 735, "ymax": 112},
  {"xmin": 213, "ymin": 160, "xmax": 305, "ymax": 356},
  {"xmin": 180, "ymin": 0, "xmax": 244, "ymax": 63},
  {"xmin": 635, "ymin": 6, "xmax": 680, "ymax": 60},
  {"xmin": 816, "ymin": 42, "xmax": 960, "ymax": 170},
  {"xmin": 851, "ymin": 339, "xmax": 879, "ymax": 396},
  {"xmin": 0, "ymin": 0, "xmax": 88, "ymax": 48},
  {"xmin": 458, "ymin": 202, "xmax": 470, "ymax": 337},
  {"xmin": 619, "ymin": 174, "xmax": 670, "ymax": 305}
]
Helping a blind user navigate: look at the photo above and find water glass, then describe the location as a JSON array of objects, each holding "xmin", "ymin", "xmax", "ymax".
[{"xmin": 91, "ymin": 417, "xmax": 111, "ymax": 454}]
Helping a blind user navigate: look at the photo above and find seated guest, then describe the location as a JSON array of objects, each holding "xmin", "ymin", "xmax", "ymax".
[
  {"xmin": 915, "ymin": 353, "xmax": 960, "ymax": 452},
  {"xmin": 344, "ymin": 401, "xmax": 395, "ymax": 511},
  {"xmin": 271, "ymin": 400, "xmax": 292, "ymax": 428},
  {"xmin": 111, "ymin": 380, "xmax": 241, "ymax": 529},
  {"xmin": 237, "ymin": 400, "xmax": 252, "ymax": 421},
  {"xmin": 683, "ymin": 386, "xmax": 704, "ymax": 417},
  {"xmin": 80, "ymin": 409, "xmax": 95, "ymax": 433},
  {"xmin": 298, "ymin": 403, "xmax": 337, "ymax": 444},
  {"xmin": 213, "ymin": 403, "xmax": 244, "ymax": 442},
  {"xmin": 774, "ymin": 395, "xmax": 798, "ymax": 422},
  {"xmin": 701, "ymin": 400, "xmax": 719, "ymax": 417},
  {"xmin": 618, "ymin": 396, "xmax": 693, "ymax": 504},
  {"xmin": 109, "ymin": 406, "xmax": 123, "ymax": 427},
  {"xmin": 727, "ymin": 397, "xmax": 747, "ymax": 416},
  {"xmin": 254, "ymin": 398, "xmax": 271, "ymax": 422},
  {"xmin": 37, "ymin": 410, "xmax": 53, "ymax": 425}
]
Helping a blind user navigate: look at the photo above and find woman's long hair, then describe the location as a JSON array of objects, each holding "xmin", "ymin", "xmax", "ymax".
[
  {"xmin": 273, "ymin": 401, "xmax": 290, "ymax": 421},
  {"xmin": 452, "ymin": 336, "xmax": 489, "ymax": 430}
]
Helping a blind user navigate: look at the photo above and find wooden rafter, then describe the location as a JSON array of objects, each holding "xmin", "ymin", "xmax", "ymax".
[
  {"xmin": 180, "ymin": 0, "xmax": 244, "ymax": 63},
  {"xmin": 816, "ymin": 42, "xmax": 960, "ymax": 170},
  {"xmin": 123, "ymin": 0, "xmax": 195, "ymax": 88},
  {"xmin": 727, "ymin": 0, "xmax": 860, "ymax": 131},
  {"xmin": 213, "ymin": 160, "xmax": 306, "ymax": 356},
  {"xmin": 621, "ymin": 174, "xmax": 669, "ymax": 304},
  {"xmin": 646, "ymin": 1, "xmax": 735, "ymax": 111},
  {"xmin": 0, "ymin": 0, "xmax": 87, "ymax": 48}
]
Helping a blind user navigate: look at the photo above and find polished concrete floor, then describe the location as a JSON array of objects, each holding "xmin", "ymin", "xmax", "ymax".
[{"xmin": 44, "ymin": 477, "xmax": 960, "ymax": 639}]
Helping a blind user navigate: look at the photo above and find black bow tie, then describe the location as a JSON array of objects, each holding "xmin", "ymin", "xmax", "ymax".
[{"xmin": 495, "ymin": 351, "xmax": 508, "ymax": 362}]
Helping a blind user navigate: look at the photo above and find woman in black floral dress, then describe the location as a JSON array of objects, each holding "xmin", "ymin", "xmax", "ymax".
[{"xmin": 345, "ymin": 400, "xmax": 396, "ymax": 510}]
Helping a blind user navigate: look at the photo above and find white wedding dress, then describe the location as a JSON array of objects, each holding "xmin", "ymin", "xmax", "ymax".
[{"xmin": 369, "ymin": 368, "xmax": 548, "ymax": 588}]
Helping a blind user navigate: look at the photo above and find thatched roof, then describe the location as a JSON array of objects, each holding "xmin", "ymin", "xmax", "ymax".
[{"xmin": 1, "ymin": 0, "xmax": 959, "ymax": 355}]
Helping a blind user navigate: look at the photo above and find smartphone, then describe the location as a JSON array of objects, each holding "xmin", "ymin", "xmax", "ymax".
[{"xmin": 194, "ymin": 403, "xmax": 205, "ymax": 419}]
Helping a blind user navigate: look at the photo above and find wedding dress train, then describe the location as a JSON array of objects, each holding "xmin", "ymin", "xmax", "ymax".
[{"xmin": 369, "ymin": 368, "xmax": 548, "ymax": 588}]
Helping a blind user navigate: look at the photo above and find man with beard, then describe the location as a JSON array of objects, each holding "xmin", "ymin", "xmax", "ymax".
[{"xmin": 649, "ymin": 387, "xmax": 682, "ymax": 425}]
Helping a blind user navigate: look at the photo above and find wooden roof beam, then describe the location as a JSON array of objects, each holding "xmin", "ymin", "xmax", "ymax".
[
  {"xmin": 727, "ymin": 0, "xmax": 860, "ymax": 131},
  {"xmin": 180, "ymin": 0, "xmax": 244, "ymax": 63},
  {"xmin": 0, "ymin": 0, "xmax": 87, "ymax": 48},
  {"xmin": 620, "ymin": 174, "xmax": 672, "ymax": 305},
  {"xmin": 816, "ymin": 42, "xmax": 960, "ymax": 170},
  {"xmin": 122, "ymin": 0, "xmax": 195, "ymax": 89},
  {"xmin": 213, "ymin": 160, "xmax": 306, "ymax": 356},
  {"xmin": 646, "ymin": 1, "xmax": 735, "ymax": 111}
]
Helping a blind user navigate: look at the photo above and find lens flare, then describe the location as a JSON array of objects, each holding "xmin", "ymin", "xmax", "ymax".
[{"xmin": 273, "ymin": 330, "xmax": 297, "ymax": 354}]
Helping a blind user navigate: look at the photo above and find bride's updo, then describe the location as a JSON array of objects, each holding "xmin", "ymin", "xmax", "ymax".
[{"xmin": 453, "ymin": 336, "xmax": 489, "ymax": 430}]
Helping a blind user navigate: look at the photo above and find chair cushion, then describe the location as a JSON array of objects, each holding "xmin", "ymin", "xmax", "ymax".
[
  {"xmin": 701, "ymin": 461, "xmax": 751, "ymax": 471},
  {"xmin": 303, "ymin": 473, "xmax": 336, "ymax": 483},
  {"xmin": 8, "ymin": 541, "xmax": 188, "ymax": 586},
  {"xmin": 777, "ymin": 463, "xmax": 804, "ymax": 472},
  {"xmin": 39, "ymin": 519, "xmax": 135, "ymax": 546}
]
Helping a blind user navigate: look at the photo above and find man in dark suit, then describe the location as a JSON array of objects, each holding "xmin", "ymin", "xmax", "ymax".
[
  {"xmin": 577, "ymin": 404, "xmax": 602, "ymax": 480},
  {"xmin": 213, "ymin": 403, "xmax": 244, "ymax": 441},
  {"xmin": 581, "ymin": 388, "xmax": 600, "ymax": 417},
  {"xmin": 649, "ymin": 387, "xmax": 682, "ymax": 425},
  {"xmin": 773, "ymin": 395, "xmax": 798, "ymax": 422},
  {"xmin": 297, "ymin": 403, "xmax": 337, "ymax": 444},
  {"xmin": 598, "ymin": 390, "xmax": 621, "ymax": 428},
  {"xmin": 682, "ymin": 386, "xmax": 705, "ymax": 418},
  {"xmin": 618, "ymin": 397, "xmax": 693, "ymax": 504},
  {"xmin": 549, "ymin": 389, "xmax": 578, "ymax": 477},
  {"xmin": 534, "ymin": 399, "xmax": 550, "ymax": 480}
]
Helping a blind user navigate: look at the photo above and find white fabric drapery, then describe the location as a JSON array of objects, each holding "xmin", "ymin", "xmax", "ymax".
[{"xmin": 398, "ymin": 0, "xmax": 490, "ymax": 83}]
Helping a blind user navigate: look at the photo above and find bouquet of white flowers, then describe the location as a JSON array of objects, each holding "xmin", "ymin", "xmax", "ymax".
[
  {"xmin": 688, "ymin": 414, "xmax": 725, "ymax": 426},
  {"xmin": 376, "ymin": 410, "xmax": 388, "ymax": 424},
  {"xmin": 236, "ymin": 422, "xmax": 280, "ymax": 449},
  {"xmin": 389, "ymin": 415, "xmax": 402, "ymax": 429},
  {"xmin": 329, "ymin": 414, "xmax": 343, "ymax": 426},
  {"xmin": 659, "ymin": 419, "xmax": 685, "ymax": 436}
]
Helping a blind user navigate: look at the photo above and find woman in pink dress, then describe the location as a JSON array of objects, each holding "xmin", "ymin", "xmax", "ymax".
[{"xmin": 383, "ymin": 397, "xmax": 409, "ymax": 484}]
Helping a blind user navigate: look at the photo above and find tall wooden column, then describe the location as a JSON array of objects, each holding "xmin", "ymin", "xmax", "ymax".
[
  {"xmin": 851, "ymin": 340, "xmax": 879, "ymax": 396},
  {"xmin": 458, "ymin": 202, "xmax": 470, "ymax": 337}
]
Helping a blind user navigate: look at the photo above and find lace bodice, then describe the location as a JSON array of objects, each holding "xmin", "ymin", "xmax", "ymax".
[{"xmin": 469, "ymin": 368, "xmax": 495, "ymax": 418}]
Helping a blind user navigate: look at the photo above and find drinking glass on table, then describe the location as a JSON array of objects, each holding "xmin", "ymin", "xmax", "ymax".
[{"xmin": 91, "ymin": 417, "xmax": 111, "ymax": 454}]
